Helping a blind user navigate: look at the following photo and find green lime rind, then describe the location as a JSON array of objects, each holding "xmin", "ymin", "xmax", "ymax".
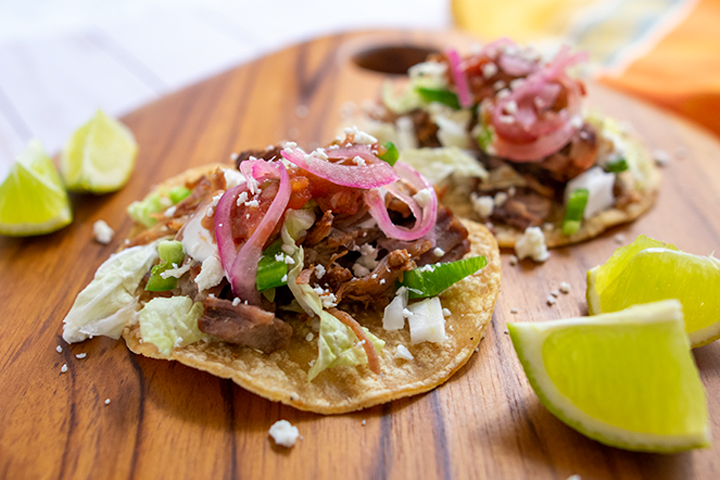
[
  {"xmin": 61, "ymin": 109, "xmax": 138, "ymax": 193},
  {"xmin": 0, "ymin": 139, "xmax": 72, "ymax": 236},
  {"xmin": 587, "ymin": 235, "xmax": 720, "ymax": 347},
  {"xmin": 508, "ymin": 300, "xmax": 711, "ymax": 453}
]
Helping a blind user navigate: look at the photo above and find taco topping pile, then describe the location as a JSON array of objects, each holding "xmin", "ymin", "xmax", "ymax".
[
  {"xmin": 62, "ymin": 130, "xmax": 486, "ymax": 382},
  {"xmin": 358, "ymin": 38, "xmax": 659, "ymax": 246}
]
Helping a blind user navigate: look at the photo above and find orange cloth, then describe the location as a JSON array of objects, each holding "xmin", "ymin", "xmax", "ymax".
[
  {"xmin": 453, "ymin": 0, "xmax": 720, "ymax": 137},
  {"xmin": 601, "ymin": 0, "xmax": 720, "ymax": 136}
]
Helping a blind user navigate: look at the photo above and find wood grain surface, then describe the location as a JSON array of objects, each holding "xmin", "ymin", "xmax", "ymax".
[{"xmin": 1, "ymin": 30, "xmax": 719, "ymax": 480}]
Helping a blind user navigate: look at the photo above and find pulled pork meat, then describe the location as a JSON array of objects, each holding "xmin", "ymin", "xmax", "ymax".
[{"xmin": 198, "ymin": 296, "xmax": 292, "ymax": 353}]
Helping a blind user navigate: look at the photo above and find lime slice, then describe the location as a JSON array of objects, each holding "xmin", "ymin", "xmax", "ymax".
[
  {"xmin": 587, "ymin": 234, "xmax": 720, "ymax": 347},
  {"xmin": 0, "ymin": 139, "xmax": 72, "ymax": 236},
  {"xmin": 509, "ymin": 300, "xmax": 710, "ymax": 453},
  {"xmin": 61, "ymin": 109, "xmax": 137, "ymax": 193}
]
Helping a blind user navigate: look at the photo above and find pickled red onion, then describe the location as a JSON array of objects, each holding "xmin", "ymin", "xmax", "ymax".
[
  {"xmin": 446, "ymin": 48, "xmax": 472, "ymax": 108},
  {"xmin": 489, "ymin": 46, "xmax": 586, "ymax": 162},
  {"xmin": 214, "ymin": 160, "xmax": 291, "ymax": 304},
  {"xmin": 281, "ymin": 147, "xmax": 399, "ymax": 189},
  {"xmin": 366, "ymin": 162, "xmax": 437, "ymax": 241}
]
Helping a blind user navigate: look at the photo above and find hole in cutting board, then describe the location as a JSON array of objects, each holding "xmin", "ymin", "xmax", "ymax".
[{"xmin": 352, "ymin": 45, "xmax": 440, "ymax": 75}]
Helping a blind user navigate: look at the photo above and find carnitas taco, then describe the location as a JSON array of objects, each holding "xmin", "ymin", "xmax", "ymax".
[
  {"xmin": 62, "ymin": 130, "xmax": 501, "ymax": 414},
  {"xmin": 352, "ymin": 38, "xmax": 660, "ymax": 250}
]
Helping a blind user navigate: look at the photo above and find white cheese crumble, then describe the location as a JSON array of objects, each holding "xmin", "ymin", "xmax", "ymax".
[
  {"xmin": 510, "ymin": 308, "xmax": 519, "ymax": 314},
  {"xmin": 104, "ymin": 398, "xmax": 111, "ymax": 405},
  {"xmin": 509, "ymin": 255, "xmax": 518, "ymax": 266},
  {"xmin": 482, "ymin": 62, "xmax": 498, "ymax": 78},
  {"xmin": 195, "ymin": 255, "xmax": 225, "ymax": 292},
  {"xmin": 413, "ymin": 188, "xmax": 432, "ymax": 208},
  {"xmin": 494, "ymin": 192, "xmax": 508, "ymax": 207},
  {"xmin": 515, "ymin": 227, "xmax": 550, "ymax": 262},
  {"xmin": 653, "ymin": 148, "xmax": 671, "ymax": 166},
  {"xmin": 493, "ymin": 80, "xmax": 507, "ymax": 91},
  {"xmin": 164, "ymin": 206, "xmax": 177, "ymax": 217},
  {"xmin": 442, "ymin": 308, "xmax": 451, "ymax": 317},
  {"xmin": 433, "ymin": 247, "xmax": 445, "ymax": 257},
  {"xmin": 407, "ymin": 297, "xmax": 446, "ymax": 344},
  {"xmin": 61, "ymin": 364, "xmax": 68, "ymax": 374},
  {"xmin": 181, "ymin": 211, "xmax": 217, "ymax": 262},
  {"xmin": 160, "ymin": 261, "xmax": 193, "ymax": 279},
  {"xmin": 394, "ymin": 344, "xmax": 414, "ymax": 361},
  {"xmin": 236, "ymin": 192, "xmax": 249, "ymax": 207},
  {"xmin": 232, "ymin": 298, "xmax": 241, "ymax": 306},
  {"xmin": 496, "ymin": 88, "xmax": 511, "ymax": 99},
  {"xmin": 559, "ymin": 282, "xmax": 571, "ymax": 294},
  {"xmin": 305, "ymin": 332, "xmax": 314, "ymax": 342},
  {"xmin": 56, "ymin": 345, "xmax": 63, "ymax": 353},
  {"xmin": 352, "ymin": 263, "xmax": 371, "ymax": 277},
  {"xmin": 550, "ymin": 290, "xmax": 559, "ymax": 298},
  {"xmin": 471, "ymin": 193, "xmax": 494, "ymax": 218},
  {"xmin": 281, "ymin": 274, "xmax": 288, "ymax": 283},
  {"xmin": 269, "ymin": 420, "xmax": 300, "ymax": 448},
  {"xmin": 503, "ymin": 100, "xmax": 518, "ymax": 115},
  {"xmin": 343, "ymin": 126, "xmax": 377, "ymax": 145},
  {"xmin": 314, "ymin": 264, "xmax": 326, "ymax": 279},
  {"xmin": 93, "ymin": 220, "xmax": 114, "ymax": 245},
  {"xmin": 547, "ymin": 295, "xmax": 557, "ymax": 306},
  {"xmin": 223, "ymin": 168, "xmax": 245, "ymax": 188},
  {"xmin": 383, "ymin": 287, "xmax": 408, "ymax": 331},
  {"xmin": 244, "ymin": 199, "xmax": 259, "ymax": 208},
  {"xmin": 565, "ymin": 167, "xmax": 615, "ymax": 219},
  {"xmin": 352, "ymin": 155, "xmax": 366, "ymax": 167},
  {"xmin": 614, "ymin": 233, "xmax": 626, "ymax": 244},
  {"xmin": 75, "ymin": 353, "xmax": 87, "ymax": 359}
]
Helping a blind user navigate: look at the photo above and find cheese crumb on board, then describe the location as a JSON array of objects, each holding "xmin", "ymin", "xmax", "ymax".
[
  {"xmin": 93, "ymin": 220, "xmax": 114, "ymax": 245},
  {"xmin": 515, "ymin": 227, "xmax": 550, "ymax": 262},
  {"xmin": 269, "ymin": 420, "xmax": 300, "ymax": 448}
]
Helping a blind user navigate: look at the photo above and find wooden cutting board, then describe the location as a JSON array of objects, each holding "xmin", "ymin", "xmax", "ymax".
[{"xmin": 1, "ymin": 30, "xmax": 719, "ymax": 480}]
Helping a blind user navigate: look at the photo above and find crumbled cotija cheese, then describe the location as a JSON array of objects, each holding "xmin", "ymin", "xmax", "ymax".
[
  {"xmin": 93, "ymin": 220, "xmax": 114, "ymax": 245},
  {"xmin": 394, "ymin": 345, "xmax": 414, "ymax": 361},
  {"xmin": 471, "ymin": 193, "xmax": 494, "ymax": 218},
  {"xmin": 195, "ymin": 255, "xmax": 225, "ymax": 291},
  {"xmin": 514, "ymin": 227, "xmax": 550, "ymax": 262},
  {"xmin": 269, "ymin": 420, "xmax": 300, "ymax": 448}
]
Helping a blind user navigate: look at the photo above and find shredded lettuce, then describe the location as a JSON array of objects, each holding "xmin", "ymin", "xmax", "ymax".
[
  {"xmin": 281, "ymin": 209, "xmax": 385, "ymax": 381},
  {"xmin": 398, "ymin": 147, "xmax": 488, "ymax": 185},
  {"xmin": 62, "ymin": 242, "xmax": 159, "ymax": 343},
  {"xmin": 138, "ymin": 296, "xmax": 204, "ymax": 355}
]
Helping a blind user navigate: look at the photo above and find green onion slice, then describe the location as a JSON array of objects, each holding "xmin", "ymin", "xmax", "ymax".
[
  {"xmin": 146, "ymin": 240, "xmax": 185, "ymax": 291},
  {"xmin": 400, "ymin": 255, "xmax": 487, "ymax": 299},
  {"xmin": 476, "ymin": 125, "xmax": 493, "ymax": 152},
  {"xmin": 256, "ymin": 240, "xmax": 289, "ymax": 292},
  {"xmin": 169, "ymin": 185, "xmax": 192, "ymax": 204},
  {"xmin": 604, "ymin": 158, "xmax": 628, "ymax": 173},
  {"xmin": 415, "ymin": 87, "xmax": 461, "ymax": 110},
  {"xmin": 562, "ymin": 188, "xmax": 589, "ymax": 236},
  {"xmin": 378, "ymin": 142, "xmax": 399, "ymax": 166}
]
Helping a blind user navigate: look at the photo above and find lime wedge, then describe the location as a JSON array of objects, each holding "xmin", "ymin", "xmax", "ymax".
[
  {"xmin": 509, "ymin": 300, "xmax": 710, "ymax": 453},
  {"xmin": 587, "ymin": 234, "xmax": 720, "ymax": 347},
  {"xmin": 0, "ymin": 139, "xmax": 72, "ymax": 236},
  {"xmin": 61, "ymin": 109, "xmax": 137, "ymax": 193}
]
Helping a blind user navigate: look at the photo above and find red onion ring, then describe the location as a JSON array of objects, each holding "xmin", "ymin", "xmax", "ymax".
[
  {"xmin": 446, "ymin": 48, "xmax": 473, "ymax": 108},
  {"xmin": 365, "ymin": 162, "xmax": 437, "ymax": 241},
  {"xmin": 214, "ymin": 161, "xmax": 291, "ymax": 304},
  {"xmin": 281, "ymin": 147, "xmax": 399, "ymax": 189},
  {"xmin": 488, "ymin": 46, "xmax": 587, "ymax": 162}
]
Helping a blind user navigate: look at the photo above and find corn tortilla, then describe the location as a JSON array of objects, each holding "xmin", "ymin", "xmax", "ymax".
[
  {"xmin": 443, "ymin": 131, "xmax": 661, "ymax": 248},
  {"xmin": 122, "ymin": 165, "xmax": 502, "ymax": 414}
]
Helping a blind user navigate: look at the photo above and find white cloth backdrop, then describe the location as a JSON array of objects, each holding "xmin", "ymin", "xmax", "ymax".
[{"xmin": 0, "ymin": 0, "xmax": 450, "ymax": 180}]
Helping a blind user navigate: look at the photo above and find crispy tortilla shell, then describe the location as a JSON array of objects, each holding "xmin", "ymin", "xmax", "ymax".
[
  {"xmin": 122, "ymin": 165, "xmax": 501, "ymax": 414},
  {"xmin": 443, "ymin": 132, "xmax": 661, "ymax": 248}
]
